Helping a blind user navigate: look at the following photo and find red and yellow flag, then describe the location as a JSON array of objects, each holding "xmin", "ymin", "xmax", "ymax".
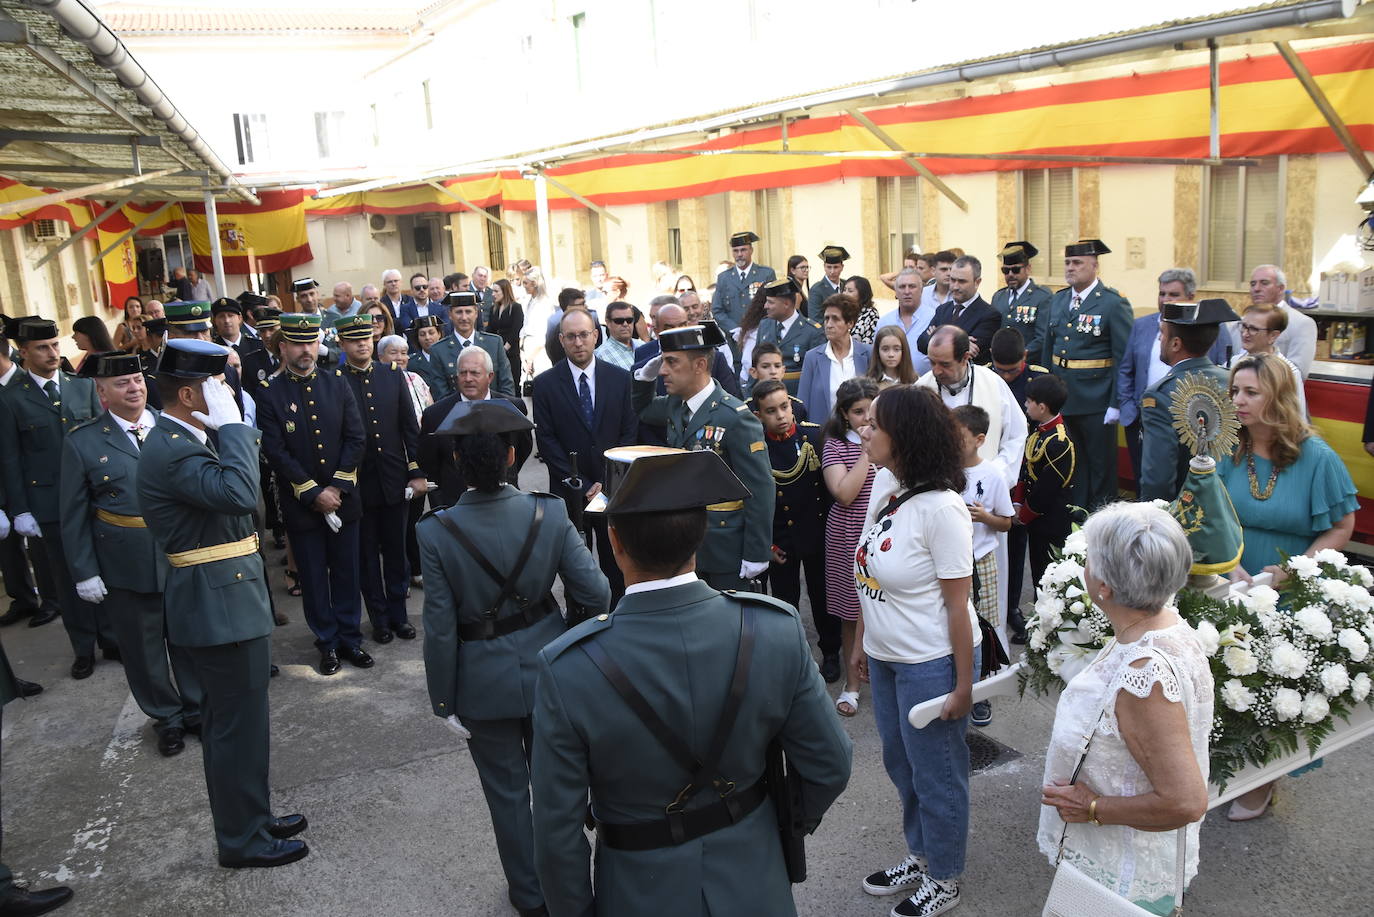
[{"xmin": 183, "ymin": 189, "xmax": 312, "ymax": 274}]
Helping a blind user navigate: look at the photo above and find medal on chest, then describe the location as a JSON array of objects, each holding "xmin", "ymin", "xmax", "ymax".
[{"xmin": 792, "ymin": 345, "xmax": 801, "ymax": 366}]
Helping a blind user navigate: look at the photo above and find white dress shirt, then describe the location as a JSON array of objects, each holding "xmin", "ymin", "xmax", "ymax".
[
  {"xmin": 112, "ymin": 409, "xmax": 157, "ymax": 449},
  {"xmin": 825, "ymin": 340, "xmax": 857, "ymax": 412},
  {"xmin": 625, "ymin": 571, "xmax": 699, "ymax": 596},
  {"xmin": 683, "ymin": 378, "xmax": 715, "ymax": 420},
  {"xmin": 569, "ymin": 357, "xmax": 597, "ymax": 406},
  {"xmin": 28, "ymin": 369, "xmax": 58, "ymax": 393}
]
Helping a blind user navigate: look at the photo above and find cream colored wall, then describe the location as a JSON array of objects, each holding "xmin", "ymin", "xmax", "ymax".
[
  {"xmin": 931, "ymin": 174, "xmax": 1000, "ymax": 275},
  {"xmin": 600, "ymin": 203, "xmax": 655, "ymax": 300},
  {"xmin": 791, "ymin": 182, "xmax": 869, "ymax": 277},
  {"xmin": 1098, "ymin": 165, "xmax": 1177, "ymax": 312},
  {"xmin": 1311, "ymin": 152, "xmax": 1374, "ymax": 283}
]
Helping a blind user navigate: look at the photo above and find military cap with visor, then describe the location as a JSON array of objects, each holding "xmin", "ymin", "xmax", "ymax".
[
  {"xmin": 157, "ymin": 338, "xmax": 230, "ymax": 378},
  {"xmin": 277, "ymin": 312, "xmax": 322, "ymax": 343},
  {"xmin": 164, "ymin": 301, "xmax": 213, "ymax": 331}
]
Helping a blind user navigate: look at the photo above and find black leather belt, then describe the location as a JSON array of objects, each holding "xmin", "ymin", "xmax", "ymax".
[
  {"xmin": 457, "ymin": 598, "xmax": 556, "ymax": 641},
  {"xmin": 594, "ymin": 779, "xmax": 767, "ymax": 851}
]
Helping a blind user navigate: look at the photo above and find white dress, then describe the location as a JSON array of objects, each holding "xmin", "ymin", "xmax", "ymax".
[{"xmin": 1037, "ymin": 622, "xmax": 1214, "ymax": 906}]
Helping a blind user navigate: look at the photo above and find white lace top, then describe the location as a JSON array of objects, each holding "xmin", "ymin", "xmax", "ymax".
[{"xmin": 1037, "ymin": 621, "xmax": 1214, "ymax": 904}]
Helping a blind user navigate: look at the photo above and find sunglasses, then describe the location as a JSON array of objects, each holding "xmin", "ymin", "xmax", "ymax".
[
  {"xmin": 412, "ymin": 285, "xmax": 426, "ymax": 291},
  {"xmin": 608, "ymin": 316, "xmax": 635, "ymax": 325},
  {"xmin": 1001, "ymin": 266, "xmax": 1024, "ymax": 274}
]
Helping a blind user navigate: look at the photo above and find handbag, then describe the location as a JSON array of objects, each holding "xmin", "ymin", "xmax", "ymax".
[{"xmin": 1043, "ymin": 650, "xmax": 1189, "ymax": 917}]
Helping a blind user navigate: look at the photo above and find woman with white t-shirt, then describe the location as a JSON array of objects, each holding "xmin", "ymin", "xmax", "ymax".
[{"xmin": 854, "ymin": 385, "xmax": 979, "ymax": 917}]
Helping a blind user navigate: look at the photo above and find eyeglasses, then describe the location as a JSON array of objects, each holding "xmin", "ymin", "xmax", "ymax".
[
  {"xmin": 1239, "ymin": 322, "xmax": 1275, "ymax": 335},
  {"xmin": 1001, "ymin": 266, "xmax": 1024, "ymax": 274},
  {"xmin": 561, "ymin": 331, "xmax": 596, "ymax": 342},
  {"xmin": 608, "ymin": 316, "xmax": 635, "ymax": 325},
  {"xmin": 412, "ymin": 285, "xmax": 426, "ymax": 291}
]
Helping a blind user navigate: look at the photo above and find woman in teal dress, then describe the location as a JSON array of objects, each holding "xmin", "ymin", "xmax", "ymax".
[{"xmin": 1220, "ymin": 353, "xmax": 1359, "ymax": 820}]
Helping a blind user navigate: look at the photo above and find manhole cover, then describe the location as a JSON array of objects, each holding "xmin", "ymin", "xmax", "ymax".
[{"xmin": 968, "ymin": 731, "xmax": 1021, "ymax": 774}]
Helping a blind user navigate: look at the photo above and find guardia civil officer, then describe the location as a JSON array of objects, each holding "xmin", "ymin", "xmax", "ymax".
[
  {"xmin": 59, "ymin": 352, "xmax": 200, "ymax": 757},
  {"xmin": 1040, "ymin": 239, "xmax": 1133, "ymax": 510},
  {"xmin": 419, "ymin": 400, "xmax": 609, "ymax": 917},
  {"xmin": 531, "ymin": 449, "xmax": 852, "ymax": 917},
  {"xmin": 632, "ymin": 324, "xmax": 776, "ymax": 591},
  {"xmin": 0, "ymin": 317, "xmax": 114, "ymax": 678},
  {"xmin": 257, "ymin": 313, "xmax": 370, "ymax": 675},
  {"xmin": 137, "ymin": 339, "xmax": 308, "ymax": 869},
  {"xmin": 807, "ymin": 245, "xmax": 850, "ymax": 318},
  {"xmin": 1138, "ymin": 298, "xmax": 1238, "ymax": 502},
  {"xmin": 336, "ymin": 315, "xmax": 426, "ymax": 643},
  {"xmin": 990, "ymin": 241, "xmax": 1053, "ymax": 359},
  {"xmin": 756, "ymin": 278, "xmax": 825, "ymax": 396},
  {"xmin": 710, "ymin": 231, "xmax": 777, "ymax": 333},
  {"xmin": 429, "ymin": 291, "xmax": 516, "ymax": 397}
]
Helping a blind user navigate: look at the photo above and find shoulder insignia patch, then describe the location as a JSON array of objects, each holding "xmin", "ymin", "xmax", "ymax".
[
  {"xmin": 750, "ymin": 441, "xmax": 765, "ymax": 453},
  {"xmin": 1142, "ymin": 396, "xmax": 1157, "ymax": 409},
  {"xmin": 259, "ymin": 379, "xmax": 271, "ymax": 388},
  {"xmin": 735, "ymin": 404, "xmax": 750, "ymax": 413}
]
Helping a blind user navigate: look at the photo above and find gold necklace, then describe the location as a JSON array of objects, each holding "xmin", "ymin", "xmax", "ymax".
[
  {"xmin": 1246, "ymin": 448, "xmax": 1278, "ymax": 501},
  {"xmin": 1116, "ymin": 610, "xmax": 1162, "ymax": 644}
]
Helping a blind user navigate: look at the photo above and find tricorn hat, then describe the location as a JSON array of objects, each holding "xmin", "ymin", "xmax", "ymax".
[
  {"xmin": 999, "ymin": 241, "xmax": 1039, "ymax": 265},
  {"xmin": 729, "ymin": 231, "xmax": 760, "ymax": 247},
  {"xmin": 1064, "ymin": 239, "xmax": 1111, "ymax": 257},
  {"xmin": 659, "ymin": 323, "xmax": 728, "ymax": 352},
  {"xmin": 1160, "ymin": 298, "xmax": 1241, "ymax": 326},
  {"xmin": 434, "ymin": 399, "xmax": 534, "ymax": 437},
  {"xmin": 604, "ymin": 449, "xmax": 751, "ymax": 515},
  {"xmin": 819, "ymin": 245, "xmax": 850, "ymax": 264},
  {"xmin": 157, "ymin": 338, "xmax": 229, "ymax": 379}
]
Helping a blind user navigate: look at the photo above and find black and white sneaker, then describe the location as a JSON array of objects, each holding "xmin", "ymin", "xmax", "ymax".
[
  {"xmin": 863, "ymin": 853, "xmax": 927, "ymax": 897},
  {"xmin": 892, "ymin": 874, "xmax": 960, "ymax": 916},
  {"xmin": 970, "ymin": 700, "xmax": 992, "ymax": 727}
]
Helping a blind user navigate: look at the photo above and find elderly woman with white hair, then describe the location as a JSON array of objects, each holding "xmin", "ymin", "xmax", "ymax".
[
  {"xmin": 1039, "ymin": 502, "xmax": 1213, "ymax": 916},
  {"xmin": 379, "ymin": 332, "xmax": 435, "ymax": 589}
]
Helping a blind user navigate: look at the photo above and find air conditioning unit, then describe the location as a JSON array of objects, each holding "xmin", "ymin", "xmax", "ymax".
[
  {"xmin": 28, "ymin": 219, "xmax": 70, "ymax": 243},
  {"xmin": 368, "ymin": 213, "xmax": 396, "ymax": 235}
]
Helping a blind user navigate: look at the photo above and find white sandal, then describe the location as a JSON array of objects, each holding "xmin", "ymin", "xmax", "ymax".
[{"xmin": 836, "ymin": 690, "xmax": 860, "ymax": 717}]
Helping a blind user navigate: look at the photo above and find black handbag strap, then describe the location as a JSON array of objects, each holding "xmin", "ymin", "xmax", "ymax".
[
  {"xmin": 582, "ymin": 603, "xmax": 758, "ymax": 812},
  {"xmin": 436, "ymin": 499, "xmax": 545, "ymax": 617}
]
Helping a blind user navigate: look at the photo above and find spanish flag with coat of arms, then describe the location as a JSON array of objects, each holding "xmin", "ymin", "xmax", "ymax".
[{"xmin": 183, "ymin": 189, "xmax": 312, "ymax": 275}]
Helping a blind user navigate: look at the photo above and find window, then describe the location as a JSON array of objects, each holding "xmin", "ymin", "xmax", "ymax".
[
  {"xmin": 665, "ymin": 199, "xmax": 682, "ymax": 269},
  {"xmin": 486, "ymin": 206, "xmax": 507, "ymax": 270},
  {"xmin": 877, "ymin": 175, "xmax": 921, "ymax": 274},
  {"xmin": 1019, "ymin": 169, "xmax": 1077, "ymax": 268},
  {"xmin": 313, "ymin": 111, "xmax": 346, "ymax": 161},
  {"xmin": 753, "ymin": 188, "xmax": 784, "ymax": 270},
  {"xmin": 232, "ymin": 113, "xmax": 269, "ymax": 166},
  {"xmin": 421, "ymin": 80, "xmax": 433, "ymax": 131},
  {"xmin": 1202, "ymin": 158, "xmax": 1283, "ymax": 289}
]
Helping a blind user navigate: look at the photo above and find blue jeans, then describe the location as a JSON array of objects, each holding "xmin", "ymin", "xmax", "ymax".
[{"xmin": 869, "ymin": 653, "xmax": 971, "ymax": 880}]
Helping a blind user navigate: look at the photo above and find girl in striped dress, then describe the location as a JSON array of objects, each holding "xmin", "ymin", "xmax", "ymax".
[{"xmin": 822, "ymin": 377, "xmax": 881, "ymax": 716}]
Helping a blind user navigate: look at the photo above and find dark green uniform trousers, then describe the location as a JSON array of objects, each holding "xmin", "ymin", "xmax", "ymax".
[
  {"xmin": 465, "ymin": 716, "xmax": 542, "ymax": 912},
  {"xmin": 107, "ymin": 588, "xmax": 201, "ymax": 732},
  {"xmin": 0, "ymin": 706, "xmax": 12, "ymax": 895},
  {"xmin": 185, "ymin": 635, "xmax": 273, "ymax": 861},
  {"xmin": 34, "ymin": 522, "xmax": 113, "ymax": 656},
  {"xmin": 1063, "ymin": 412, "xmax": 1118, "ymax": 511}
]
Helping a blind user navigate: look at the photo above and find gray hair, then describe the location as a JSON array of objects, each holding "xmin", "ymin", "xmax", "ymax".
[
  {"xmin": 381, "ymin": 269, "xmax": 402, "ymax": 282},
  {"xmin": 1157, "ymin": 267, "xmax": 1197, "ymax": 296},
  {"xmin": 457, "ymin": 344, "xmax": 493, "ymax": 374},
  {"xmin": 1082, "ymin": 502, "xmax": 1192, "ymax": 612},
  {"xmin": 377, "ymin": 334, "xmax": 408, "ymax": 358},
  {"xmin": 952, "ymin": 255, "xmax": 982, "ymax": 280},
  {"xmin": 895, "ymin": 267, "xmax": 922, "ymax": 283},
  {"xmin": 1252, "ymin": 263, "xmax": 1287, "ymax": 288},
  {"xmin": 648, "ymin": 294, "xmax": 679, "ymax": 309}
]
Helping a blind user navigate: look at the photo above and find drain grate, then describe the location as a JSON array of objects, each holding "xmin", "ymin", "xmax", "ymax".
[{"xmin": 968, "ymin": 731, "xmax": 1021, "ymax": 774}]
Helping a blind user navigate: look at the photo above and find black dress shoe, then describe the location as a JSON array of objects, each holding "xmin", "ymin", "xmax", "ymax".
[
  {"xmin": 0, "ymin": 603, "xmax": 36, "ymax": 626},
  {"xmin": 16, "ymin": 678, "xmax": 43, "ymax": 698},
  {"xmin": 273, "ymin": 609, "xmax": 289, "ymax": 626},
  {"xmin": 0, "ymin": 882, "xmax": 74, "ymax": 916},
  {"xmin": 70, "ymin": 656, "xmax": 94, "ymax": 680},
  {"xmin": 219, "ymin": 838, "xmax": 310, "ymax": 869},
  {"xmin": 182, "ymin": 721, "xmax": 202, "ymax": 737},
  {"xmin": 27, "ymin": 607, "xmax": 60, "ymax": 628},
  {"xmin": 157, "ymin": 727, "xmax": 186, "ymax": 758},
  {"xmin": 338, "ymin": 645, "xmax": 374, "ymax": 668},
  {"xmin": 271, "ymin": 664, "xmax": 280, "ymax": 678},
  {"xmin": 100, "ymin": 645, "xmax": 122, "ymax": 663},
  {"xmin": 267, "ymin": 814, "xmax": 308, "ymax": 839},
  {"xmin": 818, "ymin": 652, "xmax": 842, "ymax": 684},
  {"xmin": 393, "ymin": 622, "xmax": 417, "ymax": 640},
  {"xmin": 372, "ymin": 627, "xmax": 394, "ymax": 645},
  {"xmin": 319, "ymin": 652, "xmax": 341, "ymax": 676},
  {"xmin": 516, "ymin": 906, "xmax": 549, "ymax": 917}
]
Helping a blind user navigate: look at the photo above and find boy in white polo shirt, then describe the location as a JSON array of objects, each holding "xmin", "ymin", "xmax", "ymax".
[{"xmin": 951, "ymin": 404, "xmax": 1013, "ymax": 727}]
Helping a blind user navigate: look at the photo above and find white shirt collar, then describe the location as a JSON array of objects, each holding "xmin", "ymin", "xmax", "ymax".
[
  {"xmin": 163, "ymin": 412, "xmax": 209, "ymax": 445},
  {"xmin": 454, "ymin": 330, "xmax": 475, "ymax": 346},
  {"xmin": 460, "ymin": 391, "xmax": 491, "ymax": 402},
  {"xmin": 1071, "ymin": 279, "xmax": 1099, "ymax": 302},
  {"xmin": 625, "ymin": 571, "xmax": 700, "ymax": 596},
  {"xmin": 685, "ymin": 379, "xmax": 716, "ymax": 417},
  {"xmin": 570, "ymin": 356, "xmax": 597, "ymax": 379},
  {"xmin": 0, "ymin": 363, "xmax": 17, "ymax": 386},
  {"xmin": 28, "ymin": 369, "xmax": 57, "ymax": 391},
  {"xmin": 779, "ymin": 311, "xmax": 800, "ymax": 336},
  {"xmin": 111, "ymin": 408, "xmax": 156, "ymax": 436},
  {"xmin": 825, "ymin": 340, "xmax": 853, "ymax": 365}
]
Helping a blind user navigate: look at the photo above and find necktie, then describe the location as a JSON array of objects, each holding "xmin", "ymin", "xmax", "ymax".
[
  {"xmin": 129, "ymin": 422, "xmax": 145, "ymax": 448},
  {"xmin": 461, "ymin": 338, "xmax": 471, "ymax": 348},
  {"xmin": 43, "ymin": 379, "xmax": 59, "ymax": 407},
  {"xmin": 1071, "ymin": 294, "xmax": 1082, "ymax": 312},
  {"xmin": 679, "ymin": 401, "xmax": 693, "ymax": 433},
  {"xmin": 578, "ymin": 372, "xmax": 594, "ymax": 426},
  {"xmin": 953, "ymin": 304, "xmax": 965, "ymax": 320},
  {"xmin": 1009, "ymin": 287, "xmax": 1018, "ymax": 305},
  {"xmin": 739, "ymin": 270, "xmax": 747, "ymax": 284}
]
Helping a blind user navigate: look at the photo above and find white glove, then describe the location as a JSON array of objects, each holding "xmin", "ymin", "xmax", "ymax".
[
  {"xmin": 1102, "ymin": 406, "xmax": 1121, "ymax": 425},
  {"xmin": 633, "ymin": 354, "xmax": 663, "ymax": 382},
  {"xmin": 75, "ymin": 576, "xmax": 107, "ymax": 604},
  {"xmin": 324, "ymin": 512, "xmax": 342, "ymax": 534},
  {"xmin": 443, "ymin": 714, "xmax": 472, "ymax": 740},
  {"xmin": 191, "ymin": 377, "xmax": 243, "ymax": 431},
  {"xmin": 0, "ymin": 510, "xmax": 9, "ymax": 541},
  {"xmin": 14, "ymin": 513, "xmax": 41, "ymax": 539},
  {"xmin": 404, "ymin": 486, "xmax": 415, "ymax": 501},
  {"xmin": 740, "ymin": 559, "xmax": 770, "ymax": 581}
]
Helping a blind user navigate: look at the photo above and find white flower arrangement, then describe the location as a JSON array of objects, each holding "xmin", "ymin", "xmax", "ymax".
[{"xmin": 1020, "ymin": 536, "xmax": 1374, "ymax": 788}]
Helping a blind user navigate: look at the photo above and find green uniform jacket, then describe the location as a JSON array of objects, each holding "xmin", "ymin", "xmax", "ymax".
[
  {"xmin": 136, "ymin": 418, "xmax": 273, "ymax": 648},
  {"xmin": 430, "ymin": 330, "xmax": 516, "ymax": 397},
  {"xmin": 757, "ymin": 315, "xmax": 826, "ymax": 395},
  {"xmin": 991, "ymin": 280, "xmax": 1054, "ymax": 358},
  {"xmin": 60, "ymin": 411, "xmax": 164, "ymax": 594},
  {"xmin": 417, "ymin": 486, "xmax": 610, "ymax": 720},
  {"xmin": 1138, "ymin": 357, "xmax": 1230, "ymax": 502},
  {"xmin": 1040, "ymin": 283, "xmax": 1133, "ymax": 417},
  {"xmin": 633, "ymin": 380, "xmax": 776, "ymax": 573},
  {"xmin": 1, "ymin": 371, "xmax": 101, "ymax": 523},
  {"xmin": 532, "ymin": 581, "xmax": 852, "ymax": 917},
  {"xmin": 409, "ymin": 349, "xmax": 452, "ymax": 401}
]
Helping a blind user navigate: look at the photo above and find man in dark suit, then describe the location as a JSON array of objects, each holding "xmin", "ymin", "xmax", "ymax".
[
  {"xmin": 379, "ymin": 269, "xmax": 415, "ymax": 328},
  {"xmin": 916, "ymin": 255, "xmax": 1001, "ymax": 365},
  {"xmin": 420, "ymin": 346, "xmax": 531, "ymax": 508},
  {"xmin": 631, "ymin": 302, "xmax": 739, "ymax": 397},
  {"xmin": 398, "ymin": 276, "xmax": 451, "ymax": 334},
  {"xmin": 533, "ymin": 309, "xmax": 638, "ymax": 604}
]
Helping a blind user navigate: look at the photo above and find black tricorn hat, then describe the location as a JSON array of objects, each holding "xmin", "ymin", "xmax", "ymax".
[
  {"xmin": 729, "ymin": 231, "xmax": 760, "ymax": 247},
  {"xmin": 444, "ymin": 291, "xmax": 479, "ymax": 309},
  {"xmin": 142, "ymin": 317, "xmax": 168, "ymax": 337},
  {"xmin": 434, "ymin": 399, "xmax": 534, "ymax": 437},
  {"xmin": 237, "ymin": 290, "xmax": 269, "ymax": 308},
  {"xmin": 412, "ymin": 315, "xmax": 445, "ymax": 330},
  {"xmin": 605, "ymin": 449, "xmax": 750, "ymax": 515},
  {"xmin": 1064, "ymin": 238, "xmax": 1111, "ymax": 257},
  {"xmin": 1160, "ymin": 298, "xmax": 1241, "ymax": 326},
  {"xmin": 89, "ymin": 351, "xmax": 145, "ymax": 378},
  {"xmin": 291, "ymin": 277, "xmax": 319, "ymax": 293},
  {"xmin": 762, "ymin": 277, "xmax": 800, "ymax": 298},
  {"xmin": 157, "ymin": 338, "xmax": 229, "ymax": 379},
  {"xmin": 999, "ymin": 241, "xmax": 1039, "ymax": 265},
  {"xmin": 819, "ymin": 245, "xmax": 850, "ymax": 264},
  {"xmin": 13, "ymin": 317, "xmax": 57, "ymax": 343},
  {"xmin": 659, "ymin": 322, "xmax": 727, "ymax": 352},
  {"xmin": 210, "ymin": 297, "xmax": 242, "ymax": 316}
]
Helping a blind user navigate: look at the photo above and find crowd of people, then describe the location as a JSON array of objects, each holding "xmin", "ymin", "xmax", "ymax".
[{"xmin": 0, "ymin": 229, "xmax": 1365, "ymax": 917}]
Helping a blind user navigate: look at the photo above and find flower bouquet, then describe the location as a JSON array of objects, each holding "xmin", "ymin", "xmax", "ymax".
[{"xmin": 1020, "ymin": 530, "xmax": 1374, "ymax": 789}]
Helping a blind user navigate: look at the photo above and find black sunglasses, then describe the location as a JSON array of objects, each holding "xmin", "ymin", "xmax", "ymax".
[
  {"xmin": 1001, "ymin": 266, "xmax": 1024, "ymax": 274},
  {"xmin": 608, "ymin": 316, "xmax": 635, "ymax": 325},
  {"xmin": 412, "ymin": 284, "xmax": 426, "ymax": 291}
]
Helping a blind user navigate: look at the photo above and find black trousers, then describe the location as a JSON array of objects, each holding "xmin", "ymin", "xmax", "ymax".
[
  {"xmin": 405, "ymin": 494, "xmax": 427, "ymax": 580},
  {"xmin": 769, "ymin": 548, "xmax": 840, "ymax": 655},
  {"xmin": 1028, "ymin": 519, "xmax": 1071, "ymax": 596},
  {"xmin": 586, "ymin": 514, "xmax": 625, "ymax": 608},
  {"xmin": 183, "ymin": 635, "xmax": 273, "ymax": 862},
  {"xmin": 1124, "ymin": 419, "xmax": 1143, "ymax": 496},
  {"xmin": 0, "ymin": 532, "xmax": 39, "ymax": 611},
  {"xmin": 1006, "ymin": 523, "xmax": 1028, "ymax": 627},
  {"xmin": 31, "ymin": 523, "xmax": 113, "ymax": 657},
  {"xmin": 292, "ymin": 522, "xmax": 363, "ymax": 653},
  {"xmin": 358, "ymin": 501, "xmax": 410, "ymax": 630},
  {"xmin": 106, "ymin": 587, "xmax": 201, "ymax": 730}
]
